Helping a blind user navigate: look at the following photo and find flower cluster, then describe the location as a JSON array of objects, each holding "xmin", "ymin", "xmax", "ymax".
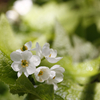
[{"xmin": 10, "ymin": 41, "xmax": 65, "ymax": 90}]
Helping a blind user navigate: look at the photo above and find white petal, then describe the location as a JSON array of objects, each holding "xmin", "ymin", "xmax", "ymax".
[
  {"xmin": 38, "ymin": 77, "xmax": 44, "ymax": 82},
  {"xmin": 46, "ymin": 57, "xmax": 63, "ymax": 63},
  {"xmin": 35, "ymin": 66, "xmax": 50, "ymax": 82},
  {"xmin": 22, "ymin": 51, "xmax": 32, "ymax": 60},
  {"xmin": 43, "ymin": 43, "xmax": 50, "ymax": 48},
  {"xmin": 36, "ymin": 42, "xmax": 41, "ymax": 49},
  {"xmin": 49, "ymin": 71, "xmax": 56, "ymax": 78},
  {"xmin": 35, "ymin": 70, "xmax": 44, "ymax": 82},
  {"xmin": 26, "ymin": 64, "xmax": 36, "ymax": 74},
  {"xmin": 42, "ymin": 68, "xmax": 50, "ymax": 80},
  {"xmin": 36, "ymin": 43, "xmax": 43, "ymax": 59},
  {"xmin": 51, "ymin": 65, "xmax": 65, "ymax": 73},
  {"xmin": 31, "ymin": 42, "xmax": 43, "ymax": 59},
  {"xmin": 10, "ymin": 51, "xmax": 22, "ymax": 61},
  {"xmin": 24, "ymin": 71, "xmax": 29, "ymax": 77},
  {"xmin": 11, "ymin": 62, "xmax": 21, "ymax": 71},
  {"xmin": 16, "ymin": 49, "xmax": 22, "ymax": 53},
  {"xmin": 42, "ymin": 43, "xmax": 50, "ymax": 57},
  {"xmin": 34, "ymin": 85, "xmax": 38, "ymax": 88},
  {"xmin": 53, "ymin": 83, "xmax": 58, "ymax": 90},
  {"xmin": 31, "ymin": 42, "xmax": 41, "ymax": 51},
  {"xmin": 24, "ymin": 72, "xmax": 29, "ymax": 77},
  {"xmin": 29, "ymin": 55, "xmax": 41, "ymax": 66},
  {"xmin": 17, "ymin": 71, "xmax": 22, "ymax": 77},
  {"xmin": 50, "ymin": 49, "xmax": 57, "ymax": 58},
  {"xmin": 25, "ymin": 41, "xmax": 32, "ymax": 50},
  {"xmin": 54, "ymin": 73, "xmax": 63, "ymax": 83}
]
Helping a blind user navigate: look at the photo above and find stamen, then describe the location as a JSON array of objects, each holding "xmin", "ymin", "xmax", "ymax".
[
  {"xmin": 49, "ymin": 54, "xmax": 51, "ymax": 57},
  {"xmin": 38, "ymin": 71, "xmax": 43, "ymax": 76},
  {"xmin": 21, "ymin": 60, "xmax": 29, "ymax": 68},
  {"xmin": 20, "ymin": 45, "xmax": 28, "ymax": 51},
  {"xmin": 53, "ymin": 76, "xmax": 55, "ymax": 79}
]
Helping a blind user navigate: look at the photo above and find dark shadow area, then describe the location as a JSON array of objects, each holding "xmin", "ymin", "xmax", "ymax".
[
  {"xmin": 86, "ymin": 23, "xmax": 100, "ymax": 43},
  {"xmin": 80, "ymin": 74, "xmax": 100, "ymax": 100},
  {"xmin": 81, "ymin": 83, "xmax": 96, "ymax": 100},
  {"xmin": 75, "ymin": 19, "xmax": 100, "ymax": 43}
]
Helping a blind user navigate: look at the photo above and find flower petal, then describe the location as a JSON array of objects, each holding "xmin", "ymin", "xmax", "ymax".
[
  {"xmin": 17, "ymin": 71, "xmax": 22, "ymax": 77},
  {"xmin": 10, "ymin": 51, "xmax": 22, "ymax": 61},
  {"xmin": 46, "ymin": 57, "xmax": 63, "ymax": 63},
  {"xmin": 16, "ymin": 49, "xmax": 22, "ymax": 53},
  {"xmin": 24, "ymin": 71, "xmax": 29, "ymax": 77},
  {"xmin": 41, "ymin": 67, "xmax": 50, "ymax": 80},
  {"xmin": 11, "ymin": 62, "xmax": 21, "ymax": 71},
  {"xmin": 49, "ymin": 71, "xmax": 56, "ymax": 78},
  {"xmin": 25, "ymin": 41, "xmax": 32, "ymax": 50},
  {"xmin": 54, "ymin": 73, "xmax": 63, "ymax": 83},
  {"xmin": 50, "ymin": 49, "xmax": 57, "ymax": 58},
  {"xmin": 42, "ymin": 43, "xmax": 50, "ymax": 57},
  {"xmin": 22, "ymin": 51, "xmax": 32, "ymax": 60},
  {"xmin": 32, "ymin": 42, "xmax": 43, "ymax": 59},
  {"xmin": 51, "ymin": 65, "xmax": 65, "ymax": 73},
  {"xmin": 53, "ymin": 83, "xmax": 58, "ymax": 90},
  {"xmin": 35, "ymin": 69, "xmax": 44, "ymax": 82},
  {"xmin": 26, "ymin": 64, "xmax": 36, "ymax": 75},
  {"xmin": 38, "ymin": 77, "xmax": 44, "ymax": 82},
  {"xmin": 29, "ymin": 55, "xmax": 41, "ymax": 66},
  {"xmin": 35, "ymin": 66, "xmax": 50, "ymax": 82}
]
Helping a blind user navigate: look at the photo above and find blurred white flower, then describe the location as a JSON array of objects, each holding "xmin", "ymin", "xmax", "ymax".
[
  {"xmin": 13, "ymin": 0, "xmax": 33, "ymax": 15},
  {"xmin": 6, "ymin": 10, "xmax": 19, "ymax": 23},
  {"xmin": 16, "ymin": 41, "xmax": 32, "ymax": 53},
  {"xmin": 10, "ymin": 51, "xmax": 40, "ymax": 77},
  {"xmin": 46, "ymin": 65, "xmax": 65, "ymax": 90},
  {"xmin": 33, "ymin": 42, "xmax": 62, "ymax": 63},
  {"xmin": 34, "ymin": 66, "xmax": 50, "ymax": 82}
]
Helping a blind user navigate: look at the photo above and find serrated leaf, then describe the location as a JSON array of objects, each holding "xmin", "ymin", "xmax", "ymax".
[
  {"xmin": 58, "ymin": 56, "xmax": 100, "ymax": 85},
  {"xmin": 52, "ymin": 20, "xmax": 72, "ymax": 56},
  {"xmin": 55, "ymin": 78, "xmax": 100, "ymax": 100},
  {"xmin": 53, "ymin": 20, "xmax": 99, "ymax": 62},
  {"xmin": 0, "ymin": 50, "xmax": 17, "ymax": 85},
  {"xmin": 10, "ymin": 74, "xmax": 54, "ymax": 100}
]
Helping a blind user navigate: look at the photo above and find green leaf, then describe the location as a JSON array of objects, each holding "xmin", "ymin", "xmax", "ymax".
[
  {"xmin": 0, "ymin": 14, "xmax": 21, "ymax": 57},
  {"xmin": 55, "ymin": 78, "xmax": 100, "ymax": 100},
  {"xmin": 0, "ymin": 50, "xmax": 17, "ymax": 85},
  {"xmin": 58, "ymin": 56, "xmax": 100, "ymax": 85},
  {"xmin": 53, "ymin": 20, "xmax": 99, "ymax": 62},
  {"xmin": 52, "ymin": 20, "xmax": 72, "ymax": 56},
  {"xmin": 10, "ymin": 74, "xmax": 54, "ymax": 100}
]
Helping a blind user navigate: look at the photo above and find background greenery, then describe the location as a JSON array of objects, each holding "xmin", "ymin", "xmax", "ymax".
[{"xmin": 0, "ymin": 0, "xmax": 100, "ymax": 100}]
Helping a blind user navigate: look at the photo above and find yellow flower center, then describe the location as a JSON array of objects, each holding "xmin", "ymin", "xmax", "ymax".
[
  {"xmin": 38, "ymin": 71, "xmax": 43, "ymax": 76},
  {"xmin": 49, "ymin": 54, "xmax": 51, "ymax": 57},
  {"xmin": 21, "ymin": 60, "xmax": 29, "ymax": 68},
  {"xmin": 20, "ymin": 45, "xmax": 28, "ymax": 51}
]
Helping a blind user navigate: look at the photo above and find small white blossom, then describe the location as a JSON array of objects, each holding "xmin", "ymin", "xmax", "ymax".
[
  {"xmin": 46, "ymin": 65, "xmax": 65, "ymax": 90},
  {"xmin": 34, "ymin": 66, "xmax": 50, "ymax": 82},
  {"xmin": 16, "ymin": 41, "xmax": 32, "ymax": 53},
  {"xmin": 32, "ymin": 42, "xmax": 43, "ymax": 59},
  {"xmin": 33, "ymin": 42, "xmax": 62, "ymax": 63},
  {"xmin": 10, "ymin": 51, "xmax": 41, "ymax": 77}
]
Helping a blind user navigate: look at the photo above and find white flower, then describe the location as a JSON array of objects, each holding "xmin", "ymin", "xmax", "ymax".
[
  {"xmin": 46, "ymin": 65, "xmax": 65, "ymax": 90},
  {"xmin": 16, "ymin": 41, "xmax": 32, "ymax": 53},
  {"xmin": 32, "ymin": 42, "xmax": 43, "ymax": 59},
  {"xmin": 34, "ymin": 66, "xmax": 50, "ymax": 82},
  {"xmin": 10, "ymin": 51, "xmax": 41, "ymax": 77},
  {"xmin": 32, "ymin": 42, "xmax": 62, "ymax": 63}
]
